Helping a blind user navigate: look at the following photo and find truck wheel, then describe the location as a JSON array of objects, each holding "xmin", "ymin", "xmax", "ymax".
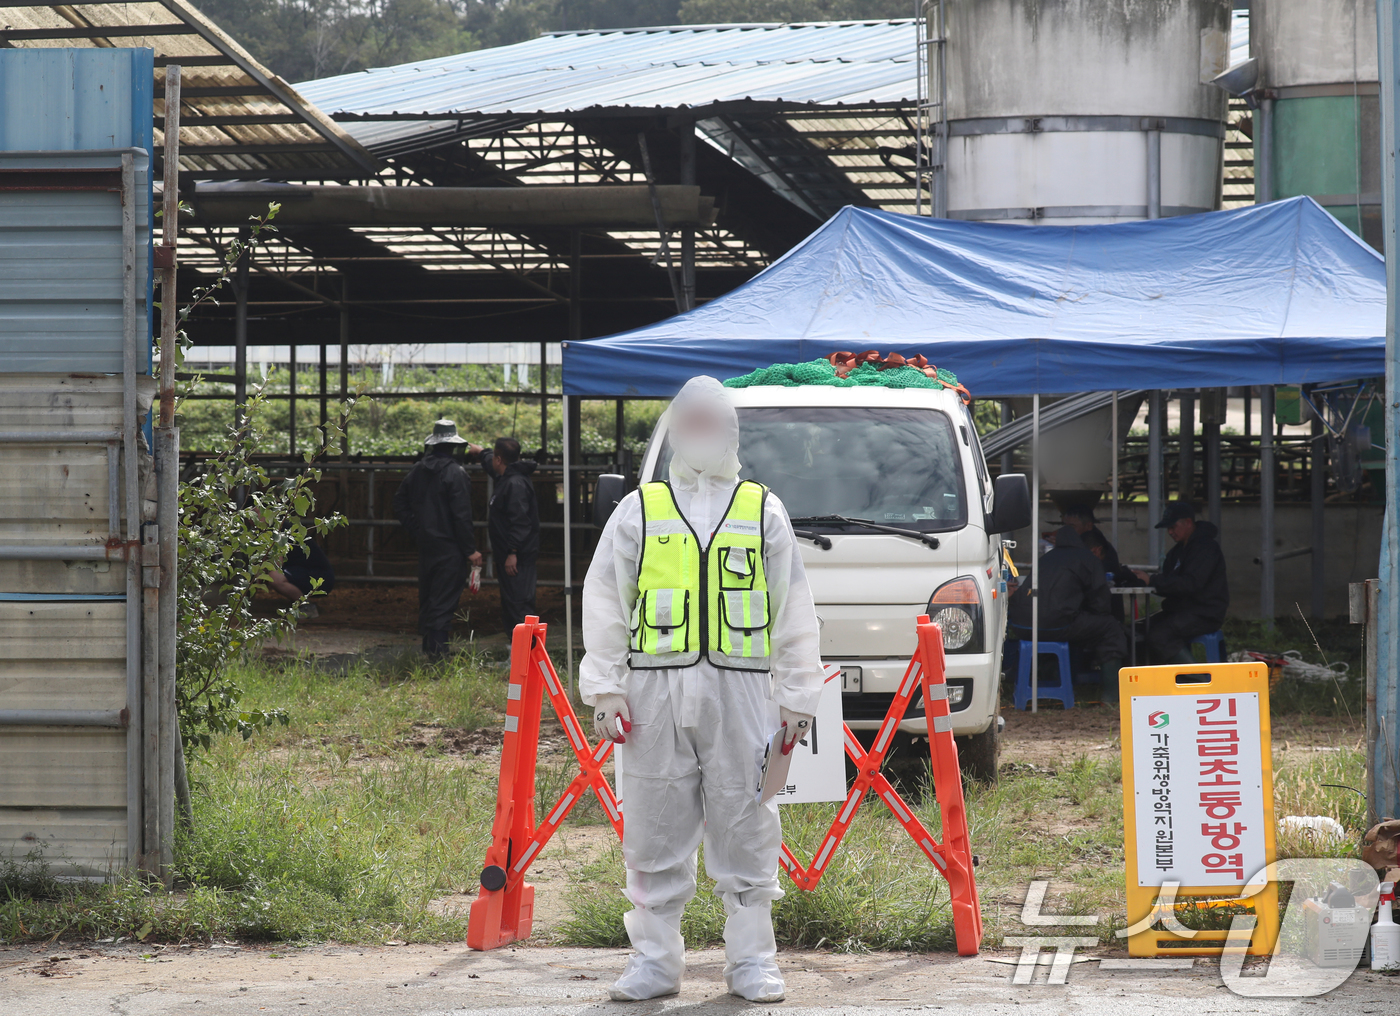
[{"xmin": 956, "ymin": 715, "xmax": 1000, "ymax": 785}]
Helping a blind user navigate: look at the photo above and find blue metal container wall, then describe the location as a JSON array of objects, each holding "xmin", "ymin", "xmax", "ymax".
[
  {"xmin": 0, "ymin": 48, "xmax": 153, "ymax": 372},
  {"xmin": 0, "ymin": 47, "xmax": 152, "ymax": 154}
]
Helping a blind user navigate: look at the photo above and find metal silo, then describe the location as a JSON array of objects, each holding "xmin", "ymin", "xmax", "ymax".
[
  {"xmin": 1252, "ymin": 0, "xmax": 1380, "ymax": 249},
  {"xmin": 936, "ymin": 0, "xmax": 1232, "ymax": 225}
]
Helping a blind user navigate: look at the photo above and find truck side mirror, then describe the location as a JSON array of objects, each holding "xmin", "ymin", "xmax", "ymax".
[
  {"xmin": 593, "ymin": 473, "xmax": 626, "ymax": 529},
  {"xmin": 987, "ymin": 474, "xmax": 1031, "ymax": 534}
]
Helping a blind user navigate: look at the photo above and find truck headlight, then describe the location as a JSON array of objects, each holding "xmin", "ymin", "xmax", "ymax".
[{"xmin": 927, "ymin": 576, "xmax": 984, "ymax": 654}]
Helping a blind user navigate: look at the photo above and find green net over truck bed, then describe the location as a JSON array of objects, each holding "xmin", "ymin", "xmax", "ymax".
[{"xmin": 723, "ymin": 358, "xmax": 963, "ymax": 392}]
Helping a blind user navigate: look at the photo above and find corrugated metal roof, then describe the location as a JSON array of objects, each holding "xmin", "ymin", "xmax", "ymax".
[
  {"xmin": 300, "ymin": 21, "xmax": 918, "ymax": 154},
  {"xmin": 2, "ymin": 2, "xmax": 377, "ymax": 179}
]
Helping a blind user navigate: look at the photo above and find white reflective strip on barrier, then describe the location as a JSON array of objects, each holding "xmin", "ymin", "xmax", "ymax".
[
  {"xmin": 921, "ymin": 839, "xmax": 946, "ymax": 868},
  {"xmin": 924, "ymin": 684, "xmax": 948, "ymax": 701},
  {"xmin": 593, "ymin": 740, "xmax": 611, "ymax": 761},
  {"xmin": 814, "ymin": 835, "xmax": 838, "ymax": 869},
  {"xmin": 507, "ymin": 684, "xmax": 522, "ymax": 700},
  {"xmin": 539, "ymin": 660, "xmax": 560, "ymax": 696},
  {"xmin": 899, "ymin": 662, "xmax": 922, "ymax": 697},
  {"xmin": 838, "ymin": 789, "xmax": 862, "ymax": 824},
  {"xmin": 562, "ymin": 715, "xmax": 585, "ymax": 751},
  {"xmin": 874, "ymin": 719, "xmax": 895, "ymax": 754},
  {"xmin": 504, "ymin": 716, "xmax": 519, "ymax": 733},
  {"xmin": 599, "ymin": 791, "xmax": 620, "ymax": 821},
  {"xmin": 513, "ymin": 840, "xmax": 542, "ymax": 872},
  {"xmin": 932, "ymin": 715, "xmax": 953, "ymax": 733},
  {"xmin": 844, "ymin": 730, "xmax": 862, "ymax": 757},
  {"xmin": 882, "ymin": 791, "xmax": 911, "ymax": 823},
  {"xmin": 547, "ymin": 793, "xmax": 576, "ymax": 827}
]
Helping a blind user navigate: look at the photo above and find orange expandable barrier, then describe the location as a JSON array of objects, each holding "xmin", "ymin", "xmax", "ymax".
[{"xmin": 466, "ymin": 614, "xmax": 982, "ymax": 956}]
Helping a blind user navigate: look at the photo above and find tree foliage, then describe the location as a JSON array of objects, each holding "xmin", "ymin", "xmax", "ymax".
[
  {"xmin": 194, "ymin": 0, "xmax": 475, "ymax": 81},
  {"xmin": 193, "ymin": 0, "xmax": 912, "ymax": 81},
  {"xmin": 164, "ymin": 207, "xmax": 361, "ymax": 752}
]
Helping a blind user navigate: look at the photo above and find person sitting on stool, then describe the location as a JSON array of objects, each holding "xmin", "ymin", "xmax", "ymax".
[
  {"xmin": 1063, "ymin": 504, "xmax": 1142, "ymax": 620},
  {"xmin": 1132, "ymin": 501, "xmax": 1228, "ymax": 665},
  {"xmin": 1007, "ymin": 524, "xmax": 1127, "ymax": 704}
]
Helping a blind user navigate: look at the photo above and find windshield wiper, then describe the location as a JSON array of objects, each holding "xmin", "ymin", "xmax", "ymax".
[
  {"xmin": 789, "ymin": 515, "xmax": 941, "ymax": 550},
  {"xmin": 791, "ymin": 529, "xmax": 833, "ymax": 551}
]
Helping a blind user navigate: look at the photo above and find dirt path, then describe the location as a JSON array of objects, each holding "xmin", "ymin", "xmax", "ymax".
[{"xmin": 4, "ymin": 939, "xmax": 1393, "ymax": 1015}]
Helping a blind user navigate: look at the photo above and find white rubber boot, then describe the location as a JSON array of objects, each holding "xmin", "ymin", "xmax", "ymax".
[
  {"xmin": 609, "ymin": 906, "xmax": 685, "ymax": 1001},
  {"xmin": 722, "ymin": 902, "xmax": 785, "ymax": 1002}
]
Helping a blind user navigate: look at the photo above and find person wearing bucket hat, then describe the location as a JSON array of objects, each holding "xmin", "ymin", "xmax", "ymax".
[
  {"xmin": 1131, "ymin": 501, "xmax": 1228, "ymax": 664},
  {"xmin": 393, "ymin": 420, "xmax": 483, "ymax": 655}
]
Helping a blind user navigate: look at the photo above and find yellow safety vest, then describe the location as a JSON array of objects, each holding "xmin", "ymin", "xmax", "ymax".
[{"xmin": 629, "ymin": 480, "xmax": 772, "ymax": 672}]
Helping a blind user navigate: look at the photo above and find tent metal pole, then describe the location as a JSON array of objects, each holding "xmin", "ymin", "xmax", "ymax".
[
  {"xmin": 1205, "ymin": 388, "xmax": 1222, "ymax": 532},
  {"xmin": 540, "ymin": 340, "xmax": 548, "ymax": 455},
  {"xmin": 1377, "ymin": 0, "xmax": 1400, "ymax": 834},
  {"xmin": 563, "ymin": 394, "xmax": 574, "ymax": 700},
  {"xmin": 1000, "ymin": 400, "xmax": 1012, "ymax": 476},
  {"xmin": 1111, "ymin": 391, "xmax": 1119, "ymax": 550},
  {"xmin": 1179, "ymin": 391, "xmax": 1195, "ymax": 500},
  {"xmin": 1148, "ymin": 391, "xmax": 1164, "ymax": 565},
  {"xmin": 1260, "ymin": 385, "xmax": 1276, "ymax": 624},
  {"xmin": 1311, "ymin": 410, "xmax": 1326, "ymax": 618},
  {"xmin": 1031, "ymin": 393, "xmax": 1039, "ymax": 714}
]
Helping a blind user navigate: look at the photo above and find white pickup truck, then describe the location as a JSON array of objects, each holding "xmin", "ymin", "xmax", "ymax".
[{"xmin": 595, "ymin": 383, "xmax": 1030, "ymax": 782}]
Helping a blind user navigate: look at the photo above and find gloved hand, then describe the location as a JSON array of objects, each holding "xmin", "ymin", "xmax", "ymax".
[
  {"xmin": 592, "ymin": 693, "xmax": 632, "ymax": 744},
  {"xmin": 779, "ymin": 706, "xmax": 814, "ymax": 755}
]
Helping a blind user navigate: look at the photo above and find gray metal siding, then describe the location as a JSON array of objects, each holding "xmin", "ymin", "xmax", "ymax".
[
  {"xmin": 0, "ymin": 150, "xmax": 151, "ymax": 372},
  {"xmin": 0, "ymin": 378, "xmax": 145, "ymax": 877}
]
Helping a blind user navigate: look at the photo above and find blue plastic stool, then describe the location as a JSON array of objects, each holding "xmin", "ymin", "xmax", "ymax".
[
  {"xmin": 1191, "ymin": 630, "xmax": 1226, "ymax": 663},
  {"xmin": 1014, "ymin": 640, "xmax": 1075, "ymax": 710}
]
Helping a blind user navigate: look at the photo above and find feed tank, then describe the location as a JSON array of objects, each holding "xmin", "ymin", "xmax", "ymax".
[{"xmin": 942, "ymin": 0, "xmax": 1232, "ymax": 225}]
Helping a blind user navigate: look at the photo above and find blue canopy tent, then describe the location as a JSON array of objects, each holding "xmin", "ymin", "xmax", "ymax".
[
  {"xmin": 556, "ymin": 198, "xmax": 1385, "ymax": 700},
  {"xmin": 562, "ymin": 196, "xmax": 1385, "ymax": 398}
]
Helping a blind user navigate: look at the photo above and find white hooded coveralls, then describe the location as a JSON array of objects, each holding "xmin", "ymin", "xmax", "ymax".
[{"xmin": 580, "ymin": 376, "xmax": 825, "ymax": 1000}]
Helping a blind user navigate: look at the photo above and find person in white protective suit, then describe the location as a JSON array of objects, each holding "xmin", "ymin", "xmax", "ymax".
[{"xmin": 580, "ymin": 375, "xmax": 824, "ymax": 1003}]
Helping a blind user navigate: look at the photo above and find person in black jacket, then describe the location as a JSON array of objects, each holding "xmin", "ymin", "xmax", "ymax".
[
  {"xmin": 393, "ymin": 420, "xmax": 483, "ymax": 656},
  {"xmin": 269, "ymin": 536, "xmax": 336, "ymax": 619},
  {"xmin": 1063, "ymin": 504, "xmax": 1144, "ymax": 619},
  {"xmin": 1007, "ymin": 524, "xmax": 1127, "ymax": 700},
  {"xmin": 472, "ymin": 436, "xmax": 541, "ymax": 631},
  {"xmin": 1132, "ymin": 501, "xmax": 1228, "ymax": 664}
]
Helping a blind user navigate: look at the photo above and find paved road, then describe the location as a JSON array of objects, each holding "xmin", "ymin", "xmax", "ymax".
[{"xmin": 3, "ymin": 942, "xmax": 1394, "ymax": 1016}]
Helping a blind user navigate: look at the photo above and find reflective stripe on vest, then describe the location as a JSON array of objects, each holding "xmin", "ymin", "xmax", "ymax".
[{"xmin": 629, "ymin": 479, "xmax": 771, "ymax": 672}]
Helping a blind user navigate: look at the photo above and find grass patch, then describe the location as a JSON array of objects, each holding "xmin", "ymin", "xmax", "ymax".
[
  {"xmin": 1, "ymin": 650, "xmax": 548, "ymax": 945},
  {"xmin": 0, "ymin": 642, "xmax": 1374, "ymax": 950}
]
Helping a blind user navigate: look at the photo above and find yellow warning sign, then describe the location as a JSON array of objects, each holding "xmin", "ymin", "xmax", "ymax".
[{"xmin": 1120, "ymin": 662, "xmax": 1279, "ymax": 957}]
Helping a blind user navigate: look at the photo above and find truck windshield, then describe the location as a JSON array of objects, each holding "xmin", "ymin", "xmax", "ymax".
[{"xmin": 655, "ymin": 407, "xmax": 967, "ymax": 532}]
